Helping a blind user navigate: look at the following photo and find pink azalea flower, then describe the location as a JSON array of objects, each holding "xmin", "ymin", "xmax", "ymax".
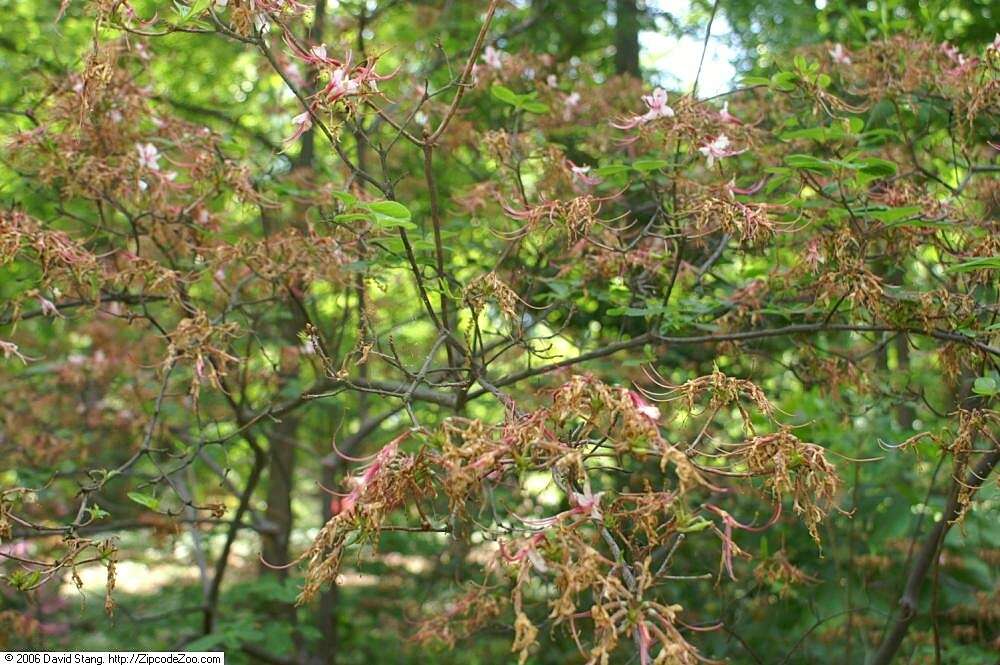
[
  {"xmin": 310, "ymin": 43, "xmax": 328, "ymax": 60},
  {"xmin": 482, "ymin": 45, "xmax": 503, "ymax": 70},
  {"xmin": 569, "ymin": 483, "xmax": 604, "ymax": 521},
  {"xmin": 38, "ymin": 296, "xmax": 61, "ymax": 318},
  {"xmin": 136, "ymin": 142, "xmax": 160, "ymax": 171},
  {"xmin": 500, "ymin": 532, "xmax": 548, "ymax": 573},
  {"xmin": 546, "ymin": 74, "xmax": 558, "ymax": 87},
  {"xmin": 698, "ymin": 134, "xmax": 744, "ymax": 168},
  {"xmin": 627, "ymin": 390, "xmax": 661, "ymax": 422},
  {"xmin": 719, "ymin": 101, "xmax": 742, "ymax": 125},
  {"xmin": 804, "ymin": 237, "xmax": 824, "ymax": 269},
  {"xmin": 329, "ymin": 68, "xmax": 360, "ymax": 98},
  {"xmin": 563, "ymin": 91, "xmax": 581, "ymax": 121},
  {"xmin": 612, "ymin": 87, "xmax": 674, "ymax": 130},
  {"xmin": 285, "ymin": 110, "xmax": 313, "ymax": 144},
  {"xmin": 567, "ymin": 160, "xmax": 602, "ymax": 187},
  {"xmin": 0, "ymin": 339, "xmax": 26, "ymax": 363},
  {"xmin": 940, "ymin": 41, "xmax": 978, "ymax": 76},
  {"xmin": 829, "ymin": 43, "xmax": 851, "ymax": 65}
]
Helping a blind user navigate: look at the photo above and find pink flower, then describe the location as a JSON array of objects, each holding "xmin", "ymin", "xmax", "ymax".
[
  {"xmin": 563, "ymin": 91, "xmax": 581, "ymax": 121},
  {"xmin": 38, "ymin": 296, "xmax": 61, "ymax": 318},
  {"xmin": 546, "ymin": 74, "xmax": 558, "ymax": 87},
  {"xmin": 0, "ymin": 339, "xmax": 26, "ymax": 363},
  {"xmin": 323, "ymin": 67, "xmax": 361, "ymax": 102},
  {"xmin": 500, "ymin": 532, "xmax": 548, "ymax": 573},
  {"xmin": 482, "ymin": 45, "xmax": 503, "ymax": 70},
  {"xmin": 627, "ymin": 390, "xmax": 661, "ymax": 422},
  {"xmin": 612, "ymin": 87, "xmax": 674, "ymax": 130},
  {"xmin": 569, "ymin": 483, "xmax": 604, "ymax": 521},
  {"xmin": 567, "ymin": 160, "xmax": 602, "ymax": 187},
  {"xmin": 338, "ymin": 435, "xmax": 404, "ymax": 516},
  {"xmin": 698, "ymin": 134, "xmax": 744, "ymax": 168},
  {"xmin": 940, "ymin": 41, "xmax": 978, "ymax": 76},
  {"xmin": 804, "ymin": 237, "xmax": 824, "ymax": 269},
  {"xmin": 719, "ymin": 101, "xmax": 741, "ymax": 125},
  {"xmin": 829, "ymin": 43, "xmax": 851, "ymax": 65},
  {"xmin": 136, "ymin": 142, "xmax": 160, "ymax": 171},
  {"xmin": 310, "ymin": 43, "xmax": 328, "ymax": 60},
  {"xmin": 285, "ymin": 110, "xmax": 313, "ymax": 144}
]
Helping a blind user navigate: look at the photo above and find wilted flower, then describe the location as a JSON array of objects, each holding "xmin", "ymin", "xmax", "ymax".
[
  {"xmin": 829, "ymin": 43, "xmax": 851, "ymax": 65},
  {"xmin": 612, "ymin": 87, "xmax": 674, "ymax": 129},
  {"xmin": 698, "ymin": 134, "xmax": 744, "ymax": 168},
  {"xmin": 135, "ymin": 142, "xmax": 160, "ymax": 171}
]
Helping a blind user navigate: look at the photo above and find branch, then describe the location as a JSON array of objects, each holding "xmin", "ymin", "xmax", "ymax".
[{"xmin": 869, "ymin": 445, "xmax": 1000, "ymax": 665}]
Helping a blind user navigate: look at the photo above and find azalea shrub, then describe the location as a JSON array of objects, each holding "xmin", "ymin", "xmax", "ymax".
[{"xmin": 0, "ymin": 1, "xmax": 998, "ymax": 664}]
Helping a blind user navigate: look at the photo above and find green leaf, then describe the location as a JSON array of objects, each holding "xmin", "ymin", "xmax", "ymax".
[
  {"xmin": 127, "ymin": 491, "xmax": 160, "ymax": 511},
  {"xmin": 771, "ymin": 71, "xmax": 798, "ymax": 92},
  {"xmin": 869, "ymin": 206, "xmax": 921, "ymax": 223},
  {"xmin": 87, "ymin": 504, "xmax": 111, "ymax": 521},
  {"xmin": 972, "ymin": 376, "xmax": 998, "ymax": 396},
  {"xmin": 594, "ymin": 164, "xmax": 631, "ymax": 177},
  {"xmin": 632, "ymin": 158, "xmax": 670, "ymax": 172},
  {"xmin": 520, "ymin": 100, "xmax": 549, "ymax": 114},
  {"xmin": 855, "ymin": 157, "xmax": 897, "ymax": 177},
  {"xmin": 948, "ymin": 256, "xmax": 1000, "ymax": 272},
  {"xmin": 366, "ymin": 200, "xmax": 411, "ymax": 221},
  {"xmin": 780, "ymin": 126, "xmax": 846, "ymax": 142},
  {"xmin": 785, "ymin": 154, "xmax": 834, "ymax": 172},
  {"xmin": 490, "ymin": 84, "xmax": 521, "ymax": 107}
]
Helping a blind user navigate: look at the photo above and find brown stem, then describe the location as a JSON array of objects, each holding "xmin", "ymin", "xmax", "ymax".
[{"xmin": 868, "ymin": 446, "xmax": 999, "ymax": 665}]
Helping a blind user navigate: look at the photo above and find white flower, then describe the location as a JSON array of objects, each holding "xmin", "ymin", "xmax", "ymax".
[
  {"xmin": 38, "ymin": 297, "xmax": 61, "ymax": 318},
  {"xmin": 136, "ymin": 142, "xmax": 160, "ymax": 170},
  {"xmin": 698, "ymin": 134, "xmax": 744, "ymax": 168},
  {"xmin": 330, "ymin": 68, "xmax": 359, "ymax": 97},
  {"xmin": 615, "ymin": 88, "xmax": 674, "ymax": 129},
  {"xmin": 829, "ymin": 43, "xmax": 851, "ymax": 65},
  {"xmin": 640, "ymin": 87, "xmax": 674, "ymax": 122},
  {"xmin": 310, "ymin": 43, "xmax": 327, "ymax": 60},
  {"xmin": 482, "ymin": 45, "xmax": 503, "ymax": 70}
]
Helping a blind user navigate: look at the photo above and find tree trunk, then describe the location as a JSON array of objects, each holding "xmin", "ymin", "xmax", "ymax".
[{"xmin": 614, "ymin": 0, "xmax": 641, "ymax": 76}]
